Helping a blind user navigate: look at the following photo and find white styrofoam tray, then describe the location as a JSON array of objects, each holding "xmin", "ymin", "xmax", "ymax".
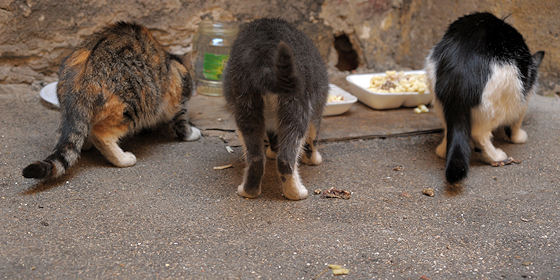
[
  {"xmin": 323, "ymin": 84, "xmax": 357, "ymax": 116},
  {"xmin": 39, "ymin": 81, "xmax": 60, "ymax": 109},
  {"xmin": 345, "ymin": 70, "xmax": 432, "ymax": 110}
]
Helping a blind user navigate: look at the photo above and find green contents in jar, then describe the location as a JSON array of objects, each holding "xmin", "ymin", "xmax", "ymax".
[{"xmin": 202, "ymin": 53, "xmax": 229, "ymax": 81}]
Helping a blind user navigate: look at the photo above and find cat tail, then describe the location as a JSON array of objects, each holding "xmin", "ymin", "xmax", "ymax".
[
  {"xmin": 272, "ymin": 41, "xmax": 302, "ymax": 94},
  {"xmin": 22, "ymin": 93, "xmax": 91, "ymax": 179},
  {"xmin": 444, "ymin": 108, "xmax": 471, "ymax": 184}
]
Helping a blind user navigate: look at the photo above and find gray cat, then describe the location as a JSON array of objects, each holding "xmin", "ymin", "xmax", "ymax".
[{"xmin": 223, "ymin": 18, "xmax": 328, "ymax": 200}]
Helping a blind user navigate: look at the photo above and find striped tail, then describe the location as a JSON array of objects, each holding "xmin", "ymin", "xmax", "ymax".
[{"xmin": 23, "ymin": 97, "xmax": 90, "ymax": 179}]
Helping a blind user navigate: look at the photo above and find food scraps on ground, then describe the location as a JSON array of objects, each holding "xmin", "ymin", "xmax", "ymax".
[
  {"xmin": 491, "ymin": 157, "xmax": 521, "ymax": 167},
  {"xmin": 328, "ymin": 264, "xmax": 349, "ymax": 276},
  {"xmin": 413, "ymin": 104, "xmax": 429, "ymax": 114},
  {"xmin": 322, "ymin": 187, "xmax": 351, "ymax": 199},
  {"xmin": 213, "ymin": 164, "xmax": 233, "ymax": 170},
  {"xmin": 422, "ymin": 187, "xmax": 435, "ymax": 197},
  {"xmin": 313, "ymin": 189, "xmax": 322, "ymax": 195}
]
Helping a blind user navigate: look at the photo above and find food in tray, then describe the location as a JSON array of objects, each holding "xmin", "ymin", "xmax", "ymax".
[
  {"xmin": 327, "ymin": 94, "xmax": 344, "ymax": 103},
  {"xmin": 368, "ymin": 70, "xmax": 428, "ymax": 94}
]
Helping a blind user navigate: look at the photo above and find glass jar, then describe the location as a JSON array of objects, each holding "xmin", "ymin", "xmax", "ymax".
[{"xmin": 193, "ymin": 19, "xmax": 239, "ymax": 96}]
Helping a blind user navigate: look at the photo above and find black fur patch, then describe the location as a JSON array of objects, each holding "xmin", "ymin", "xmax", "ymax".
[{"xmin": 22, "ymin": 161, "xmax": 52, "ymax": 179}]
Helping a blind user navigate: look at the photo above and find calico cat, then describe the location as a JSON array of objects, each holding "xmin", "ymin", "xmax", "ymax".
[
  {"xmin": 223, "ymin": 18, "xmax": 328, "ymax": 200},
  {"xmin": 23, "ymin": 22, "xmax": 201, "ymax": 180},
  {"xmin": 425, "ymin": 12, "xmax": 544, "ymax": 183}
]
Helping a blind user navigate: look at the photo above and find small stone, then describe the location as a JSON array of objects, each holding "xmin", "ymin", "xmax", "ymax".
[
  {"xmin": 314, "ymin": 189, "xmax": 322, "ymax": 195},
  {"xmin": 422, "ymin": 188, "xmax": 435, "ymax": 197},
  {"xmin": 522, "ymin": 261, "xmax": 532, "ymax": 266},
  {"xmin": 40, "ymin": 221, "xmax": 49, "ymax": 226}
]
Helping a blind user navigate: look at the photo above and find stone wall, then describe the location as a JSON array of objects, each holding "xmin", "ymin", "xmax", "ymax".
[{"xmin": 1, "ymin": 0, "xmax": 558, "ymax": 96}]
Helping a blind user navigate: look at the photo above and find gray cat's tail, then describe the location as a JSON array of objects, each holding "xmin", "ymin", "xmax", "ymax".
[
  {"xmin": 445, "ymin": 109, "xmax": 471, "ymax": 184},
  {"xmin": 272, "ymin": 41, "xmax": 302, "ymax": 94},
  {"xmin": 23, "ymin": 91, "xmax": 90, "ymax": 179}
]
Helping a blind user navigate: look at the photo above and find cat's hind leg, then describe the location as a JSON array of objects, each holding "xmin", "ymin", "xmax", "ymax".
[
  {"xmin": 300, "ymin": 121, "xmax": 322, "ymax": 165},
  {"xmin": 236, "ymin": 109, "xmax": 266, "ymax": 199},
  {"xmin": 172, "ymin": 102, "xmax": 201, "ymax": 142},
  {"xmin": 433, "ymin": 99, "xmax": 447, "ymax": 158},
  {"xmin": 266, "ymin": 131, "xmax": 279, "ymax": 160},
  {"xmin": 506, "ymin": 109, "xmax": 528, "ymax": 144},
  {"xmin": 276, "ymin": 105, "xmax": 309, "ymax": 200},
  {"xmin": 90, "ymin": 125, "xmax": 137, "ymax": 167},
  {"xmin": 472, "ymin": 125, "xmax": 507, "ymax": 163}
]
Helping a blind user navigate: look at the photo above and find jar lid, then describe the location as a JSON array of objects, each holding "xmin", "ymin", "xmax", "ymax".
[{"xmin": 198, "ymin": 19, "xmax": 239, "ymax": 36}]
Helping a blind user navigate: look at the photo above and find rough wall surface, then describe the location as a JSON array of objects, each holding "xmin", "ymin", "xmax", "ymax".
[{"xmin": 0, "ymin": 0, "xmax": 558, "ymax": 96}]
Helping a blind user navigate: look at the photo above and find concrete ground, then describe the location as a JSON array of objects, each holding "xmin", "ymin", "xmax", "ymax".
[{"xmin": 0, "ymin": 92, "xmax": 559, "ymax": 279}]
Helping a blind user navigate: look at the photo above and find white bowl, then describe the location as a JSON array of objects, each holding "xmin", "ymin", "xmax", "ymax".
[
  {"xmin": 323, "ymin": 84, "xmax": 358, "ymax": 116},
  {"xmin": 345, "ymin": 70, "xmax": 432, "ymax": 110},
  {"xmin": 39, "ymin": 81, "xmax": 60, "ymax": 109}
]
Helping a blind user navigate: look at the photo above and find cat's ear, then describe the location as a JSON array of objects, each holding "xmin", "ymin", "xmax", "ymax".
[{"xmin": 532, "ymin": 51, "xmax": 545, "ymax": 68}]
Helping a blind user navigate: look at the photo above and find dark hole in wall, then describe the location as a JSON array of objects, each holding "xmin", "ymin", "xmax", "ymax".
[{"xmin": 334, "ymin": 34, "xmax": 359, "ymax": 71}]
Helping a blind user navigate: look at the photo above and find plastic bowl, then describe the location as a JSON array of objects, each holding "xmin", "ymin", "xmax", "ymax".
[{"xmin": 345, "ymin": 70, "xmax": 432, "ymax": 110}]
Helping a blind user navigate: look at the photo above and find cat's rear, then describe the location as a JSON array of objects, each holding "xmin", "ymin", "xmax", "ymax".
[
  {"xmin": 223, "ymin": 18, "xmax": 328, "ymax": 200},
  {"xmin": 425, "ymin": 12, "xmax": 544, "ymax": 183},
  {"xmin": 23, "ymin": 22, "xmax": 200, "ymax": 180}
]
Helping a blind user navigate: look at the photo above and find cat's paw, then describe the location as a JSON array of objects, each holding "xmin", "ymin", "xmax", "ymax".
[
  {"xmin": 114, "ymin": 152, "xmax": 137, "ymax": 167},
  {"xmin": 485, "ymin": 148, "xmax": 508, "ymax": 163},
  {"xmin": 301, "ymin": 150, "xmax": 322, "ymax": 166},
  {"xmin": 237, "ymin": 183, "xmax": 261, "ymax": 199},
  {"xmin": 435, "ymin": 142, "xmax": 446, "ymax": 159},
  {"xmin": 510, "ymin": 129, "xmax": 528, "ymax": 144},
  {"xmin": 282, "ymin": 176, "xmax": 308, "ymax": 200},
  {"xmin": 184, "ymin": 126, "xmax": 201, "ymax": 141},
  {"xmin": 266, "ymin": 147, "xmax": 277, "ymax": 160}
]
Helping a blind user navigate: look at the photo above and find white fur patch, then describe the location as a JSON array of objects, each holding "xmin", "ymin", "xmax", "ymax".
[
  {"xmin": 471, "ymin": 62, "xmax": 527, "ymax": 162},
  {"xmin": 186, "ymin": 126, "xmax": 201, "ymax": 141},
  {"xmin": 473, "ymin": 62, "xmax": 526, "ymax": 127},
  {"xmin": 425, "ymin": 54, "xmax": 447, "ymax": 158},
  {"xmin": 281, "ymin": 166, "xmax": 308, "ymax": 200}
]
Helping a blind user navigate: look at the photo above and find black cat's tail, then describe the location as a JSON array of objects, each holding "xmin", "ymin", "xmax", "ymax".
[
  {"xmin": 23, "ymin": 89, "xmax": 90, "ymax": 179},
  {"xmin": 444, "ymin": 108, "xmax": 471, "ymax": 184},
  {"xmin": 272, "ymin": 41, "xmax": 302, "ymax": 94}
]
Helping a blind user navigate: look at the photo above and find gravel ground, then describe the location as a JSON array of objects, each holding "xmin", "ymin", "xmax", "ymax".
[{"xmin": 1, "ymin": 93, "xmax": 559, "ymax": 279}]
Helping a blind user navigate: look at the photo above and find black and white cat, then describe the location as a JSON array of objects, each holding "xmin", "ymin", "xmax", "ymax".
[
  {"xmin": 223, "ymin": 18, "xmax": 328, "ymax": 200},
  {"xmin": 425, "ymin": 12, "xmax": 544, "ymax": 183}
]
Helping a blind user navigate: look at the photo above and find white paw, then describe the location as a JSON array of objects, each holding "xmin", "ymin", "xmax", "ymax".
[
  {"xmin": 266, "ymin": 147, "xmax": 277, "ymax": 160},
  {"xmin": 301, "ymin": 151, "xmax": 322, "ymax": 166},
  {"xmin": 486, "ymin": 148, "xmax": 508, "ymax": 163},
  {"xmin": 237, "ymin": 184, "xmax": 261, "ymax": 199},
  {"xmin": 185, "ymin": 126, "xmax": 201, "ymax": 141},
  {"xmin": 436, "ymin": 142, "xmax": 446, "ymax": 159},
  {"xmin": 114, "ymin": 152, "xmax": 137, "ymax": 167},
  {"xmin": 511, "ymin": 129, "xmax": 528, "ymax": 144},
  {"xmin": 282, "ymin": 176, "xmax": 308, "ymax": 200}
]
